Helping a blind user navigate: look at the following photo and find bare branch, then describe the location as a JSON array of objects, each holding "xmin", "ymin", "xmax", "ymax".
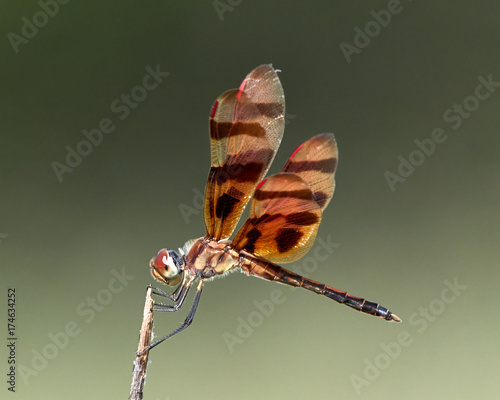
[{"xmin": 129, "ymin": 285, "xmax": 154, "ymax": 400}]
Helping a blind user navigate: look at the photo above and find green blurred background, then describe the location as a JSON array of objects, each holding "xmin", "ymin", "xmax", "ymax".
[{"xmin": 1, "ymin": 1, "xmax": 499, "ymax": 399}]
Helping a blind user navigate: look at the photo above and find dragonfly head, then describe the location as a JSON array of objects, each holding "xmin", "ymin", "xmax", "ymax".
[{"xmin": 150, "ymin": 249, "xmax": 183, "ymax": 286}]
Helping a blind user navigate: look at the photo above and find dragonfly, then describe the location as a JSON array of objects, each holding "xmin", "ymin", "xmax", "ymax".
[{"xmin": 148, "ymin": 65, "xmax": 401, "ymax": 350}]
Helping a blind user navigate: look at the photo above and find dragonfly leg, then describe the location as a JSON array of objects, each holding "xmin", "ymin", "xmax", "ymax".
[
  {"xmin": 141, "ymin": 280, "xmax": 204, "ymax": 354},
  {"xmin": 152, "ymin": 277, "xmax": 194, "ymax": 312},
  {"xmin": 151, "ymin": 272, "xmax": 190, "ymax": 302}
]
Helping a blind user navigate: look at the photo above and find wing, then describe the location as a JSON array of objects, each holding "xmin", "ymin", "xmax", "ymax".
[
  {"xmin": 282, "ymin": 133, "xmax": 338, "ymax": 212},
  {"xmin": 232, "ymin": 173, "xmax": 322, "ymax": 263},
  {"xmin": 204, "ymin": 65, "xmax": 285, "ymax": 240}
]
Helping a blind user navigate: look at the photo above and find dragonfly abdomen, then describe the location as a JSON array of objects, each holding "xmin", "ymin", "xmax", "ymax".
[{"xmin": 239, "ymin": 253, "xmax": 401, "ymax": 322}]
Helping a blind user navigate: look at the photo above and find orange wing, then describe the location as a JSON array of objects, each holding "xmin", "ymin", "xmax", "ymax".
[
  {"xmin": 232, "ymin": 173, "xmax": 322, "ymax": 263},
  {"xmin": 204, "ymin": 65, "xmax": 285, "ymax": 240},
  {"xmin": 282, "ymin": 133, "xmax": 338, "ymax": 212}
]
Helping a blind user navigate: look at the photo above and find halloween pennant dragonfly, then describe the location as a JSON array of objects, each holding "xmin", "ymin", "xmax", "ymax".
[{"xmin": 148, "ymin": 65, "xmax": 400, "ymax": 350}]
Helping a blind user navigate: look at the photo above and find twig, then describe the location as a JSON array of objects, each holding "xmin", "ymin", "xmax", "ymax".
[{"xmin": 129, "ymin": 285, "xmax": 154, "ymax": 400}]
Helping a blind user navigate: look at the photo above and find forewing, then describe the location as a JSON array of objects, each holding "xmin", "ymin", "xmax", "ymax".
[
  {"xmin": 204, "ymin": 65, "xmax": 285, "ymax": 240},
  {"xmin": 282, "ymin": 133, "xmax": 338, "ymax": 212},
  {"xmin": 233, "ymin": 173, "xmax": 322, "ymax": 263}
]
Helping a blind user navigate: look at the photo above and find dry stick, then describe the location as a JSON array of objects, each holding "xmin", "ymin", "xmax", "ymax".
[{"xmin": 129, "ymin": 285, "xmax": 155, "ymax": 400}]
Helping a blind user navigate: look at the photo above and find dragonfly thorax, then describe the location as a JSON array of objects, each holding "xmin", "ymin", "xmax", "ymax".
[{"xmin": 185, "ymin": 237, "xmax": 239, "ymax": 279}]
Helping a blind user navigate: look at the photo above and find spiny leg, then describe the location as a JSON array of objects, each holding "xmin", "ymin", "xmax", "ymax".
[
  {"xmin": 152, "ymin": 277, "xmax": 194, "ymax": 312},
  {"xmin": 151, "ymin": 272, "xmax": 190, "ymax": 302},
  {"xmin": 141, "ymin": 280, "xmax": 204, "ymax": 354}
]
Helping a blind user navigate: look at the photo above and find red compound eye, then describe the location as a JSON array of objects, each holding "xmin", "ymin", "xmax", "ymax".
[
  {"xmin": 150, "ymin": 249, "xmax": 182, "ymax": 286},
  {"xmin": 154, "ymin": 249, "xmax": 169, "ymax": 269}
]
